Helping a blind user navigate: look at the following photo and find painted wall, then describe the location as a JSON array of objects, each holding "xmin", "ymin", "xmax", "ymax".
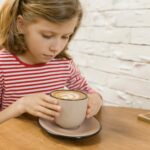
[
  {"xmin": 0, "ymin": 0, "xmax": 4, "ymax": 5},
  {"xmin": 69, "ymin": 0, "xmax": 150, "ymax": 109}
]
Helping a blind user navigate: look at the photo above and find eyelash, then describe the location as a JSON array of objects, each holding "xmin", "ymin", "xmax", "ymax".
[
  {"xmin": 42, "ymin": 34, "xmax": 70, "ymax": 40},
  {"xmin": 42, "ymin": 35, "xmax": 52, "ymax": 39},
  {"xmin": 62, "ymin": 36, "xmax": 70, "ymax": 40}
]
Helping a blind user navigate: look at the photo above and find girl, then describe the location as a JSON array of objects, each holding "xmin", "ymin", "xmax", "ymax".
[{"xmin": 0, "ymin": 0, "xmax": 102, "ymax": 124}]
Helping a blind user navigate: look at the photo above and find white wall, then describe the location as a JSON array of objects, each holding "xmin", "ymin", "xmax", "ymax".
[
  {"xmin": 69, "ymin": 0, "xmax": 150, "ymax": 109},
  {"xmin": 0, "ymin": 0, "xmax": 4, "ymax": 5}
]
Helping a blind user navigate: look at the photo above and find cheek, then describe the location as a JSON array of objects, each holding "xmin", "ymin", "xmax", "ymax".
[
  {"xmin": 56, "ymin": 42, "xmax": 67, "ymax": 54},
  {"xmin": 61, "ymin": 41, "xmax": 69, "ymax": 50},
  {"xmin": 25, "ymin": 34, "xmax": 47, "ymax": 50}
]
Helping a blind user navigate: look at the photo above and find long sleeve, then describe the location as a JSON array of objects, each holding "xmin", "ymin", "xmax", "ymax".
[
  {"xmin": 66, "ymin": 60, "xmax": 95, "ymax": 94},
  {"xmin": 0, "ymin": 70, "xmax": 4, "ymax": 110}
]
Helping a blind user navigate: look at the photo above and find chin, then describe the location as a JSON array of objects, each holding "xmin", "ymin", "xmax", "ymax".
[{"xmin": 42, "ymin": 58, "xmax": 52, "ymax": 63}]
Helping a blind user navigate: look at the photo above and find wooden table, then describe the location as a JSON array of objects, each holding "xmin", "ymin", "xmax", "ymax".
[{"xmin": 0, "ymin": 106, "xmax": 149, "ymax": 150}]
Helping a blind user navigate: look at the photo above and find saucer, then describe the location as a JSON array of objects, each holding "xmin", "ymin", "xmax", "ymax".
[{"xmin": 39, "ymin": 117, "xmax": 101, "ymax": 139}]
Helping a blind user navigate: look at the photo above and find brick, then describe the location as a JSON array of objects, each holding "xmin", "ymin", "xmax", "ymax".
[
  {"xmin": 110, "ymin": 44, "xmax": 150, "ymax": 62},
  {"xmin": 69, "ymin": 41, "xmax": 111, "ymax": 57},
  {"xmin": 80, "ymin": 0, "xmax": 113, "ymax": 11},
  {"xmin": 108, "ymin": 75, "xmax": 150, "ymax": 98},
  {"xmin": 72, "ymin": 52, "xmax": 150, "ymax": 80},
  {"xmin": 90, "ymin": 83, "xmax": 150, "ymax": 109},
  {"xmin": 73, "ymin": 0, "xmax": 150, "ymax": 109},
  {"xmin": 75, "ymin": 27, "xmax": 131, "ymax": 43},
  {"xmin": 103, "ymin": 10, "xmax": 150, "ymax": 27},
  {"xmin": 81, "ymin": 0, "xmax": 150, "ymax": 11},
  {"xmin": 131, "ymin": 28, "xmax": 150, "ymax": 45},
  {"xmin": 82, "ymin": 12, "xmax": 107, "ymax": 27},
  {"xmin": 113, "ymin": 0, "xmax": 150, "ymax": 9},
  {"xmin": 78, "ymin": 67, "xmax": 110, "ymax": 86}
]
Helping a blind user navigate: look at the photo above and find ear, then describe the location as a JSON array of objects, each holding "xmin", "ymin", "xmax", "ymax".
[{"xmin": 16, "ymin": 15, "xmax": 25, "ymax": 34}]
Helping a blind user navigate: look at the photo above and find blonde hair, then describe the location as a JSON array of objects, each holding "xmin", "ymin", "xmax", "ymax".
[{"xmin": 0, "ymin": 0, "xmax": 83, "ymax": 59}]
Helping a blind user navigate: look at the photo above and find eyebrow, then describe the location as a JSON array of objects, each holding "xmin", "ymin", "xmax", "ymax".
[{"xmin": 40, "ymin": 30, "xmax": 74, "ymax": 35}]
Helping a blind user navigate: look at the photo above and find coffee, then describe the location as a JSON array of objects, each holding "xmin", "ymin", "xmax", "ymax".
[
  {"xmin": 51, "ymin": 90, "xmax": 86, "ymax": 100},
  {"xmin": 50, "ymin": 90, "xmax": 88, "ymax": 129}
]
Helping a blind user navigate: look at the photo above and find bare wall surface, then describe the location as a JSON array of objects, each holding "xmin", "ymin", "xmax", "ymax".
[{"xmin": 69, "ymin": 0, "xmax": 150, "ymax": 109}]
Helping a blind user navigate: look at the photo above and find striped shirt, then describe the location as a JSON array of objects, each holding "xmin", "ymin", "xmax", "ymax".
[{"xmin": 0, "ymin": 50, "xmax": 94, "ymax": 110}]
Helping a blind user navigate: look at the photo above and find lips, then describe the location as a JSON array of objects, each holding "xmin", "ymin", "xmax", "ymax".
[{"xmin": 43, "ymin": 54, "xmax": 54, "ymax": 60}]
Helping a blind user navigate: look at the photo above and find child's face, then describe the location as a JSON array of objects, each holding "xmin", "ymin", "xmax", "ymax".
[{"xmin": 17, "ymin": 16, "xmax": 78, "ymax": 64}]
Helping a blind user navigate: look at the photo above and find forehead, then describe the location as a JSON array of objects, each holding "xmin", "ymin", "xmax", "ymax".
[{"xmin": 26, "ymin": 17, "xmax": 78, "ymax": 34}]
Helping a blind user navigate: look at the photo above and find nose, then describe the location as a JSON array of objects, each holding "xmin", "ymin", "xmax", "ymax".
[{"xmin": 49, "ymin": 38, "xmax": 64, "ymax": 54}]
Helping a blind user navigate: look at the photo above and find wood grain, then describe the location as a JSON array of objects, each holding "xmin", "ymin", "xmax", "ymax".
[{"xmin": 0, "ymin": 106, "xmax": 149, "ymax": 150}]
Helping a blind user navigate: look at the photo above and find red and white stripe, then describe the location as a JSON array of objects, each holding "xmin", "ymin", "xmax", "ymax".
[{"xmin": 0, "ymin": 50, "xmax": 94, "ymax": 110}]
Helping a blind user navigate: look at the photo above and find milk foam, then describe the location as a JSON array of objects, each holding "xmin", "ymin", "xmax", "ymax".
[{"xmin": 58, "ymin": 92, "xmax": 80, "ymax": 100}]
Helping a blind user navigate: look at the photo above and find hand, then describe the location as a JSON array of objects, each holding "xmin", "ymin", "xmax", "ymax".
[
  {"xmin": 17, "ymin": 93, "xmax": 61, "ymax": 121},
  {"xmin": 86, "ymin": 93, "xmax": 103, "ymax": 118}
]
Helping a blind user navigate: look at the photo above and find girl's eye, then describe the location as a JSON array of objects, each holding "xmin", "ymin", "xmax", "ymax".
[
  {"xmin": 42, "ymin": 34, "xmax": 53, "ymax": 39},
  {"xmin": 62, "ymin": 36, "xmax": 70, "ymax": 40}
]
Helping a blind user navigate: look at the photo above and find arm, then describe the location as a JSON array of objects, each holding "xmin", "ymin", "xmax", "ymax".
[
  {"xmin": 0, "ymin": 93, "xmax": 61, "ymax": 124},
  {"xmin": 66, "ymin": 60, "xmax": 103, "ymax": 118},
  {"xmin": 86, "ymin": 92, "xmax": 103, "ymax": 118},
  {"xmin": 0, "ymin": 101, "xmax": 23, "ymax": 124}
]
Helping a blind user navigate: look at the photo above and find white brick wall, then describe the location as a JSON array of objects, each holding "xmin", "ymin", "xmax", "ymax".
[
  {"xmin": 69, "ymin": 0, "xmax": 150, "ymax": 109},
  {"xmin": 0, "ymin": 0, "xmax": 4, "ymax": 5}
]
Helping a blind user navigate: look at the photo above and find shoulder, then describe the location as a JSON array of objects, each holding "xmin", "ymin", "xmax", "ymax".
[
  {"xmin": 0, "ymin": 49, "xmax": 14, "ymax": 60},
  {"xmin": 49, "ymin": 58, "xmax": 74, "ymax": 67},
  {"xmin": 0, "ymin": 49, "xmax": 16, "ymax": 66}
]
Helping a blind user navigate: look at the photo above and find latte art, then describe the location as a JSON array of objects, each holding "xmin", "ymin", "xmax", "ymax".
[
  {"xmin": 56, "ymin": 92, "xmax": 80, "ymax": 100},
  {"xmin": 51, "ymin": 90, "xmax": 86, "ymax": 100}
]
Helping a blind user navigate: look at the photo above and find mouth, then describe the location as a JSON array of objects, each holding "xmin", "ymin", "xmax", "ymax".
[{"xmin": 43, "ymin": 54, "xmax": 54, "ymax": 60}]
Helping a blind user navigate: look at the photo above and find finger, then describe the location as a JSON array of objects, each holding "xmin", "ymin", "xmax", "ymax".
[
  {"xmin": 36, "ymin": 111, "xmax": 55, "ymax": 121},
  {"xmin": 86, "ymin": 107, "xmax": 92, "ymax": 118},
  {"xmin": 40, "ymin": 93, "xmax": 58, "ymax": 104},
  {"xmin": 38, "ymin": 106, "xmax": 60, "ymax": 118},
  {"xmin": 39, "ymin": 101, "xmax": 61, "ymax": 112},
  {"xmin": 86, "ymin": 107, "xmax": 91, "ymax": 114},
  {"xmin": 86, "ymin": 113, "xmax": 92, "ymax": 119}
]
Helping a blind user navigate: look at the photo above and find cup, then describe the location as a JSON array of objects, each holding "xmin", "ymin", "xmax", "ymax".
[{"xmin": 50, "ymin": 90, "xmax": 88, "ymax": 129}]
